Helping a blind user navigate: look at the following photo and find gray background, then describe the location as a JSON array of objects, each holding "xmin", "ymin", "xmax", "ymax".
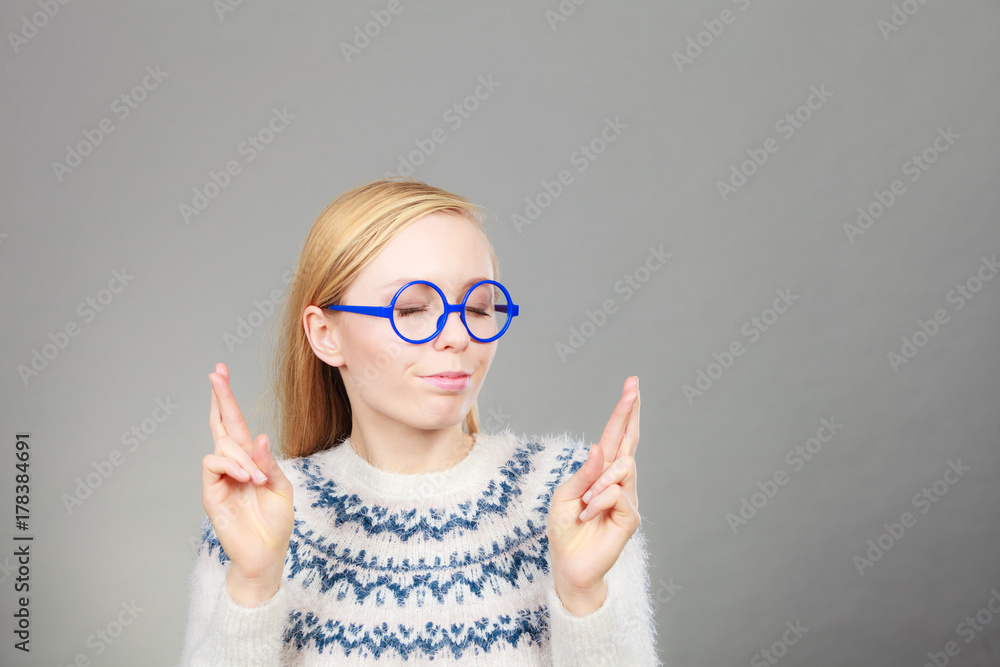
[{"xmin": 2, "ymin": 1, "xmax": 998, "ymax": 665}]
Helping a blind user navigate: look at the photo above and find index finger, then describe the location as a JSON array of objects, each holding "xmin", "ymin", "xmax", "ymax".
[
  {"xmin": 209, "ymin": 376, "xmax": 226, "ymax": 446},
  {"xmin": 596, "ymin": 376, "xmax": 639, "ymax": 464},
  {"xmin": 209, "ymin": 363, "xmax": 255, "ymax": 451}
]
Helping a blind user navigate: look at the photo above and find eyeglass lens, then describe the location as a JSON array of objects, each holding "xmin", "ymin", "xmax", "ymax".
[{"xmin": 392, "ymin": 283, "xmax": 509, "ymax": 340}]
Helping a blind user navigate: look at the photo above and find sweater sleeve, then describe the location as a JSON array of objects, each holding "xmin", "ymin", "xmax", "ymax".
[
  {"xmin": 177, "ymin": 516, "xmax": 290, "ymax": 667},
  {"xmin": 545, "ymin": 522, "xmax": 662, "ymax": 666}
]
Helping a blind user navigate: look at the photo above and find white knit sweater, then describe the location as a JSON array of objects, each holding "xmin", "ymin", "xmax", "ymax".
[{"xmin": 179, "ymin": 429, "xmax": 661, "ymax": 666}]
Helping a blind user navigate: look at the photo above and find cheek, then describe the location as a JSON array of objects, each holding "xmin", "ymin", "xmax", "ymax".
[
  {"xmin": 345, "ymin": 321, "xmax": 415, "ymax": 386},
  {"xmin": 474, "ymin": 343, "xmax": 498, "ymax": 377}
]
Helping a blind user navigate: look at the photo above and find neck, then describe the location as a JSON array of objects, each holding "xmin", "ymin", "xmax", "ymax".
[{"xmin": 349, "ymin": 425, "xmax": 473, "ymax": 474}]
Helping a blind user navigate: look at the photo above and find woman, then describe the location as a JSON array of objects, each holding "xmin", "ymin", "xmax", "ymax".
[{"xmin": 179, "ymin": 178, "xmax": 660, "ymax": 665}]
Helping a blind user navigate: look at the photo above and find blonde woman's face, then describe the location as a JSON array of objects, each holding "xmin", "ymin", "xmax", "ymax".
[{"xmin": 329, "ymin": 212, "xmax": 499, "ymax": 431}]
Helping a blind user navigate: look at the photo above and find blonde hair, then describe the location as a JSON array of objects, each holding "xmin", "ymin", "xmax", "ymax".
[{"xmin": 253, "ymin": 177, "xmax": 501, "ymax": 460}]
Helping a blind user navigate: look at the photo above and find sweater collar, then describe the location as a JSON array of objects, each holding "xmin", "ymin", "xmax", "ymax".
[{"xmin": 319, "ymin": 431, "xmax": 504, "ymax": 498}]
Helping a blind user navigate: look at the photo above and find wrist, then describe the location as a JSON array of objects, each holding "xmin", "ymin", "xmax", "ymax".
[
  {"xmin": 554, "ymin": 577, "xmax": 608, "ymax": 616},
  {"xmin": 226, "ymin": 568, "xmax": 282, "ymax": 607}
]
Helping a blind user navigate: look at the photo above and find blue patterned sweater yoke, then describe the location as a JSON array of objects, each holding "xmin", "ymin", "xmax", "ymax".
[{"xmin": 179, "ymin": 429, "xmax": 661, "ymax": 666}]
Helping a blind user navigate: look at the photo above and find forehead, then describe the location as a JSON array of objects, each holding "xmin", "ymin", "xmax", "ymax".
[
  {"xmin": 376, "ymin": 276, "xmax": 493, "ymax": 298},
  {"xmin": 357, "ymin": 212, "xmax": 494, "ymax": 298}
]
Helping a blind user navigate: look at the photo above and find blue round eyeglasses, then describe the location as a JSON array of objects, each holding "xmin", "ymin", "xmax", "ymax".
[{"xmin": 323, "ymin": 279, "xmax": 520, "ymax": 344}]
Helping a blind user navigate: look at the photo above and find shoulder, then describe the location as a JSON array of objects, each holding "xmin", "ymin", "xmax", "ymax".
[
  {"xmin": 515, "ymin": 428, "xmax": 591, "ymax": 478},
  {"xmin": 475, "ymin": 427, "xmax": 591, "ymax": 475},
  {"xmin": 272, "ymin": 442, "xmax": 344, "ymax": 487},
  {"xmin": 482, "ymin": 428, "xmax": 593, "ymax": 512}
]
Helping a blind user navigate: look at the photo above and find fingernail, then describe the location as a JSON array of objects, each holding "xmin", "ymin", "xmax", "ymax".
[
  {"xmin": 252, "ymin": 471, "xmax": 267, "ymax": 484},
  {"xmin": 582, "ymin": 489, "xmax": 592, "ymax": 504},
  {"xmin": 579, "ymin": 509, "xmax": 588, "ymax": 521}
]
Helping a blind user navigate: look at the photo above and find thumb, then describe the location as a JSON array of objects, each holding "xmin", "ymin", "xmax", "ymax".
[{"xmin": 555, "ymin": 444, "xmax": 603, "ymax": 502}]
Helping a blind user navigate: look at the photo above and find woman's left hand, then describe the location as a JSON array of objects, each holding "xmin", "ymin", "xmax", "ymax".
[{"xmin": 547, "ymin": 376, "xmax": 641, "ymax": 615}]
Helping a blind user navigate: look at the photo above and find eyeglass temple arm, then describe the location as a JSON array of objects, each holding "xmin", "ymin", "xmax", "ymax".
[
  {"xmin": 495, "ymin": 304, "xmax": 519, "ymax": 316},
  {"xmin": 328, "ymin": 304, "xmax": 519, "ymax": 317},
  {"xmin": 323, "ymin": 305, "xmax": 393, "ymax": 317}
]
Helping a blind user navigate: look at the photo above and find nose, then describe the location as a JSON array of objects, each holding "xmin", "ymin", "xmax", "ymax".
[{"xmin": 433, "ymin": 308, "xmax": 471, "ymax": 347}]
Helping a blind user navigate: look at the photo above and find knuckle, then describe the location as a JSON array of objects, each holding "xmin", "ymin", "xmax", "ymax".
[{"xmin": 626, "ymin": 502, "xmax": 641, "ymax": 527}]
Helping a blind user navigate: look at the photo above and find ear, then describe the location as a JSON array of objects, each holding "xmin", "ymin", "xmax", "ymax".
[{"xmin": 303, "ymin": 305, "xmax": 345, "ymax": 367}]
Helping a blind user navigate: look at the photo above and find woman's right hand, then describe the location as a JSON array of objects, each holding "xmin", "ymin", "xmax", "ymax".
[{"xmin": 201, "ymin": 362, "xmax": 294, "ymax": 605}]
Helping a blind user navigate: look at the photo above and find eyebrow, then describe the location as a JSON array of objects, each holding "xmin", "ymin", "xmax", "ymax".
[{"xmin": 377, "ymin": 276, "xmax": 492, "ymax": 297}]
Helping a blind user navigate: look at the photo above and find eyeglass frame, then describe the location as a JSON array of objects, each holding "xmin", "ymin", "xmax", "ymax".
[{"xmin": 322, "ymin": 279, "xmax": 520, "ymax": 344}]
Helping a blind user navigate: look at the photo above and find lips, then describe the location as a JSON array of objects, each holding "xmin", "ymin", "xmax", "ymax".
[{"xmin": 420, "ymin": 372, "xmax": 471, "ymax": 391}]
